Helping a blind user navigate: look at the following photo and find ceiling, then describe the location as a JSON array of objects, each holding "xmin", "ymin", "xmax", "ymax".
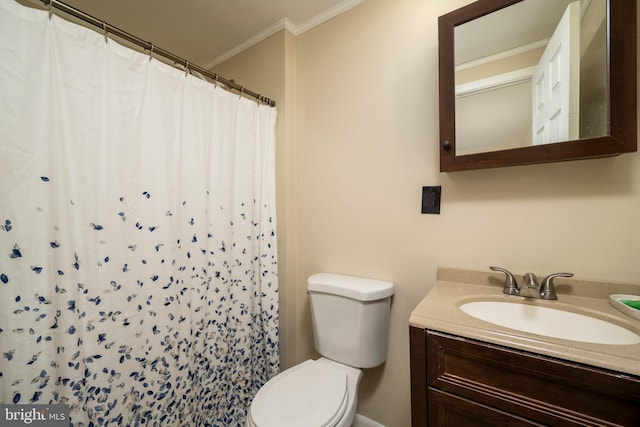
[
  {"xmin": 31, "ymin": 0, "xmax": 365, "ymax": 68},
  {"xmin": 455, "ymin": 0, "xmax": 578, "ymax": 65}
]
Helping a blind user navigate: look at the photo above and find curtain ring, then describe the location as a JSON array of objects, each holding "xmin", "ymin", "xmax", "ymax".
[
  {"xmin": 148, "ymin": 43, "xmax": 154, "ymax": 62},
  {"xmin": 239, "ymin": 87, "xmax": 244, "ymax": 99},
  {"xmin": 214, "ymin": 74, "xmax": 219, "ymax": 87},
  {"xmin": 185, "ymin": 60, "xmax": 189, "ymax": 76},
  {"xmin": 102, "ymin": 21, "xmax": 108, "ymax": 44},
  {"xmin": 48, "ymin": 0, "xmax": 54, "ymax": 19}
]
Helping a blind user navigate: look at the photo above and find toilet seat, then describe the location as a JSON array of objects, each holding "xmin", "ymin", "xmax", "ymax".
[{"xmin": 249, "ymin": 359, "xmax": 348, "ymax": 427}]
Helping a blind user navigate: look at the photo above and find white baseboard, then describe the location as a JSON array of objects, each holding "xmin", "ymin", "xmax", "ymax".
[{"xmin": 353, "ymin": 414, "xmax": 386, "ymax": 427}]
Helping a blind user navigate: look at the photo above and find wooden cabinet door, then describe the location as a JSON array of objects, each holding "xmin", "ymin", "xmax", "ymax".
[{"xmin": 410, "ymin": 327, "xmax": 640, "ymax": 426}]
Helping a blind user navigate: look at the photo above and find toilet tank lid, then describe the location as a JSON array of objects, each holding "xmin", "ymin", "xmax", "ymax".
[{"xmin": 307, "ymin": 273, "xmax": 394, "ymax": 301}]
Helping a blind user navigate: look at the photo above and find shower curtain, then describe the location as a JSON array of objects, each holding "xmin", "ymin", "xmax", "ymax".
[{"xmin": 0, "ymin": 0, "xmax": 279, "ymax": 425}]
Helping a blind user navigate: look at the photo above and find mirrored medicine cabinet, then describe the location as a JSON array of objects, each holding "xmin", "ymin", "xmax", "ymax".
[{"xmin": 438, "ymin": 0, "xmax": 637, "ymax": 172}]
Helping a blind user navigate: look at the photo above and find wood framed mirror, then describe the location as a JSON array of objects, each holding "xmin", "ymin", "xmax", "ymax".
[{"xmin": 439, "ymin": 0, "xmax": 636, "ymax": 172}]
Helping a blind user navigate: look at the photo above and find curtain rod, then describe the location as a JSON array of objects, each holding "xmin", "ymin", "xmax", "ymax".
[{"xmin": 37, "ymin": 0, "xmax": 276, "ymax": 107}]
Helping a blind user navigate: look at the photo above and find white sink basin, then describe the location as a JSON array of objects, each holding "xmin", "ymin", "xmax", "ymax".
[{"xmin": 459, "ymin": 301, "xmax": 640, "ymax": 345}]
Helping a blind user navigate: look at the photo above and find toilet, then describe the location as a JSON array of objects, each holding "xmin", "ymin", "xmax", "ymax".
[{"xmin": 246, "ymin": 273, "xmax": 395, "ymax": 427}]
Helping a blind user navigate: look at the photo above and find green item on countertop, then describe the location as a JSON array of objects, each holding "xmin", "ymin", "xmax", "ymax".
[{"xmin": 620, "ymin": 299, "xmax": 640, "ymax": 310}]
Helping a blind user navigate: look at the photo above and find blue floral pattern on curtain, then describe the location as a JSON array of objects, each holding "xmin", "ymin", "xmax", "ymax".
[{"xmin": 0, "ymin": 0, "xmax": 279, "ymax": 425}]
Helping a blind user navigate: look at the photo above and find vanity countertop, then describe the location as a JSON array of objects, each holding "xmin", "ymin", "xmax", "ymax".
[{"xmin": 410, "ymin": 268, "xmax": 640, "ymax": 376}]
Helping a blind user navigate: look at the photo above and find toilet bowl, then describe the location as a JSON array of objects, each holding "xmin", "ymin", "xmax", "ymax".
[
  {"xmin": 246, "ymin": 358, "xmax": 362, "ymax": 427},
  {"xmin": 246, "ymin": 273, "xmax": 394, "ymax": 427}
]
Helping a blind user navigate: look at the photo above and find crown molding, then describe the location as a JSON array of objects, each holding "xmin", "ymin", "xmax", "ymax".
[
  {"xmin": 294, "ymin": 0, "xmax": 366, "ymax": 35},
  {"xmin": 203, "ymin": 18, "xmax": 293, "ymax": 68},
  {"xmin": 455, "ymin": 39, "xmax": 549, "ymax": 72},
  {"xmin": 204, "ymin": 0, "xmax": 366, "ymax": 68}
]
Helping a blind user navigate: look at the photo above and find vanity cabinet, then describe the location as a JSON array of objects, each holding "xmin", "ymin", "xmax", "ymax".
[{"xmin": 410, "ymin": 327, "xmax": 640, "ymax": 426}]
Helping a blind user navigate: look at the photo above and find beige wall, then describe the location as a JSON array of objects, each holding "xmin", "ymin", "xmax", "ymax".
[{"xmin": 215, "ymin": 0, "xmax": 640, "ymax": 426}]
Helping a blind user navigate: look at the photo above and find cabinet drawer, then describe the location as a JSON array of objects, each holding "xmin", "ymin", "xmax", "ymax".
[
  {"xmin": 428, "ymin": 388, "xmax": 542, "ymax": 427},
  {"xmin": 426, "ymin": 331, "xmax": 640, "ymax": 426}
]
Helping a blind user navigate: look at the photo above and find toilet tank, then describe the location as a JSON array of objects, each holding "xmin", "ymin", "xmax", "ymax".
[{"xmin": 307, "ymin": 273, "xmax": 395, "ymax": 369}]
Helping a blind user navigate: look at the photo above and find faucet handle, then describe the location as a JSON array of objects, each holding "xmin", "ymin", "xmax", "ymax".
[
  {"xmin": 490, "ymin": 266, "xmax": 519, "ymax": 295},
  {"xmin": 540, "ymin": 272, "xmax": 573, "ymax": 300},
  {"xmin": 523, "ymin": 272, "xmax": 539, "ymax": 289}
]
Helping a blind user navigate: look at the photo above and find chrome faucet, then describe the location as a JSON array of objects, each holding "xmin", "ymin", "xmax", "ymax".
[{"xmin": 490, "ymin": 267, "xmax": 573, "ymax": 300}]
